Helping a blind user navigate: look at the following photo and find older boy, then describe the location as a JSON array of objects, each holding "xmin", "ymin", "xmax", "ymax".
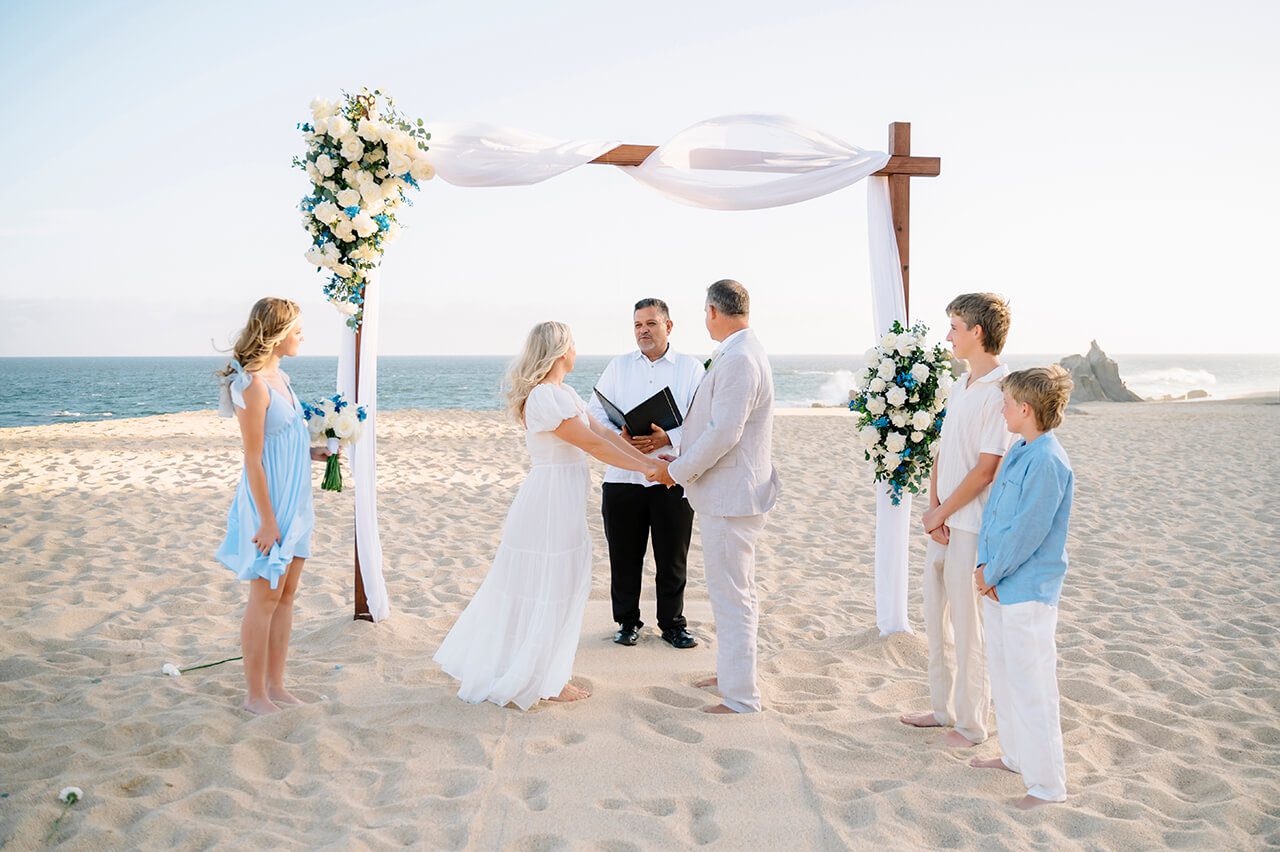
[
  {"xmin": 971, "ymin": 366, "xmax": 1075, "ymax": 809},
  {"xmin": 900, "ymin": 293, "xmax": 1013, "ymax": 747}
]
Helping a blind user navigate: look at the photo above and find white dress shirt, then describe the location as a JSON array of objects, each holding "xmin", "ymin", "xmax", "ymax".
[
  {"xmin": 935, "ymin": 363, "xmax": 1012, "ymax": 534},
  {"xmin": 587, "ymin": 346, "xmax": 706, "ymax": 486}
]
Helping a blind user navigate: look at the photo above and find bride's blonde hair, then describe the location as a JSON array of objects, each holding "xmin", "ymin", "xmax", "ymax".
[
  {"xmin": 218, "ymin": 297, "xmax": 301, "ymax": 377},
  {"xmin": 503, "ymin": 321, "xmax": 573, "ymax": 422}
]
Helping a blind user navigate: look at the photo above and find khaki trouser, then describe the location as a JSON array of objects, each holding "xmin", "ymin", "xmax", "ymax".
[{"xmin": 921, "ymin": 529, "xmax": 989, "ymax": 742}]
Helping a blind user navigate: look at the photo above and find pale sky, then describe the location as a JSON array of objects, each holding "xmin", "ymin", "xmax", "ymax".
[{"xmin": 2, "ymin": 0, "xmax": 1277, "ymax": 356}]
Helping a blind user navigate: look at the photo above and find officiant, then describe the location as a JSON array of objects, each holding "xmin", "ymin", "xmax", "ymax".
[{"xmin": 588, "ymin": 298, "xmax": 705, "ymax": 650}]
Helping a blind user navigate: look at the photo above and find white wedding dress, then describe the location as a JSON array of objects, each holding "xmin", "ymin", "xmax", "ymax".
[{"xmin": 434, "ymin": 383, "xmax": 594, "ymax": 710}]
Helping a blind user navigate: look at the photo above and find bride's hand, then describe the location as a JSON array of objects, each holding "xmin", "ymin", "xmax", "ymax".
[{"xmin": 253, "ymin": 519, "xmax": 281, "ymax": 555}]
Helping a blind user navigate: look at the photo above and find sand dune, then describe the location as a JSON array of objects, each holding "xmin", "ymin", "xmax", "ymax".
[{"xmin": 2, "ymin": 401, "xmax": 1277, "ymax": 849}]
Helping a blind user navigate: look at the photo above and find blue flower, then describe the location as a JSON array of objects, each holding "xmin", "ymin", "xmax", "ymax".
[
  {"xmin": 873, "ymin": 416, "xmax": 890, "ymax": 428},
  {"xmin": 356, "ymin": 406, "xmax": 368, "ymax": 422},
  {"xmin": 331, "ymin": 394, "xmax": 348, "ymax": 412},
  {"xmin": 344, "ymin": 206, "xmax": 361, "ymax": 218},
  {"xmin": 373, "ymin": 214, "xmax": 390, "ymax": 231}
]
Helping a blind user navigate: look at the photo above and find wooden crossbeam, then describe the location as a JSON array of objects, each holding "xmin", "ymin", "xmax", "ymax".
[{"xmin": 589, "ymin": 146, "xmax": 939, "ymax": 177}]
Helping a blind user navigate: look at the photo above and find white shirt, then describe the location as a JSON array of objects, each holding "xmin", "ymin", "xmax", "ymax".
[
  {"xmin": 587, "ymin": 346, "xmax": 706, "ymax": 486},
  {"xmin": 935, "ymin": 363, "xmax": 1013, "ymax": 534}
]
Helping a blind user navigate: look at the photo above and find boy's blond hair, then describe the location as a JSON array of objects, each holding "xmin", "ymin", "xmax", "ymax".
[
  {"xmin": 1003, "ymin": 366, "xmax": 1073, "ymax": 431},
  {"xmin": 946, "ymin": 293, "xmax": 1011, "ymax": 354}
]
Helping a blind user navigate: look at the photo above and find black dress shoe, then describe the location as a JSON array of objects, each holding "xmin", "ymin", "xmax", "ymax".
[
  {"xmin": 660, "ymin": 627, "xmax": 698, "ymax": 649},
  {"xmin": 614, "ymin": 624, "xmax": 641, "ymax": 646}
]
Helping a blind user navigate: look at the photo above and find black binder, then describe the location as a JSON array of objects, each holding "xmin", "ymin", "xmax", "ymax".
[{"xmin": 592, "ymin": 386, "xmax": 683, "ymax": 436}]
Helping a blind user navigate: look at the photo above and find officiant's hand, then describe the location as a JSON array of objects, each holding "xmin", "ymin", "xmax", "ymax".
[{"xmin": 629, "ymin": 423, "xmax": 670, "ymax": 454}]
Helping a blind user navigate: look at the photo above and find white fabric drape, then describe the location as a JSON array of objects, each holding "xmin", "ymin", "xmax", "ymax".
[
  {"xmin": 867, "ymin": 176, "xmax": 913, "ymax": 636},
  {"xmin": 350, "ymin": 115, "xmax": 915, "ymax": 628},
  {"xmin": 337, "ymin": 268, "xmax": 389, "ymax": 622}
]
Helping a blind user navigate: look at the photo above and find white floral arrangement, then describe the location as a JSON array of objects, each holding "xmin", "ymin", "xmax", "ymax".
[
  {"xmin": 302, "ymin": 394, "xmax": 367, "ymax": 492},
  {"xmin": 849, "ymin": 320, "xmax": 957, "ymax": 504},
  {"xmin": 294, "ymin": 88, "xmax": 434, "ymax": 328}
]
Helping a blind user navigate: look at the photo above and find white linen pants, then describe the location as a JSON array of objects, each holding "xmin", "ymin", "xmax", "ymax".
[
  {"xmin": 984, "ymin": 598, "xmax": 1068, "ymax": 802},
  {"xmin": 922, "ymin": 530, "xmax": 989, "ymax": 742},
  {"xmin": 700, "ymin": 513, "xmax": 767, "ymax": 713}
]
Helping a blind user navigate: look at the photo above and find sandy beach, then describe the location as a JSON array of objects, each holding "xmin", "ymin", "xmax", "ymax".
[{"xmin": 2, "ymin": 400, "xmax": 1277, "ymax": 849}]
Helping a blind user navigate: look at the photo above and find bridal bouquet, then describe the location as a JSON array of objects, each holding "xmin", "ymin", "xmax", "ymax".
[
  {"xmin": 302, "ymin": 394, "xmax": 368, "ymax": 492},
  {"xmin": 294, "ymin": 88, "xmax": 433, "ymax": 329},
  {"xmin": 849, "ymin": 321, "xmax": 957, "ymax": 505}
]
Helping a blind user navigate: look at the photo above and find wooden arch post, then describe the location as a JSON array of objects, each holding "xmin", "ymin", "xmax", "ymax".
[{"xmin": 350, "ymin": 122, "xmax": 939, "ymax": 620}]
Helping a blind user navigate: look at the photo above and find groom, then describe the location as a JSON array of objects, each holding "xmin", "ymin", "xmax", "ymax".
[{"xmin": 650, "ymin": 279, "xmax": 780, "ymax": 714}]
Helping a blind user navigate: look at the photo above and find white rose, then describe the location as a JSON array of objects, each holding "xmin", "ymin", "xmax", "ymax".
[
  {"xmin": 354, "ymin": 168, "xmax": 375, "ymax": 187},
  {"xmin": 890, "ymin": 411, "xmax": 908, "ymax": 428},
  {"xmin": 869, "ymin": 377, "xmax": 887, "ymax": 393},
  {"xmin": 885, "ymin": 432, "xmax": 907, "ymax": 453},
  {"xmin": 409, "ymin": 157, "xmax": 435, "ymax": 181},
  {"xmin": 312, "ymin": 201, "xmax": 339, "ymax": 224},
  {"xmin": 342, "ymin": 166, "xmax": 361, "ymax": 186},
  {"xmin": 880, "ymin": 332, "xmax": 898, "ymax": 351},
  {"xmin": 310, "ymin": 97, "xmax": 337, "ymax": 121},
  {"xmin": 938, "ymin": 372, "xmax": 955, "ymax": 393},
  {"xmin": 333, "ymin": 221, "xmax": 356, "ymax": 242},
  {"xmin": 363, "ymin": 146, "xmax": 386, "ymax": 164},
  {"xmin": 896, "ymin": 335, "xmax": 917, "ymax": 356},
  {"xmin": 336, "ymin": 188, "xmax": 362, "ymax": 209},
  {"xmin": 858, "ymin": 425, "xmax": 881, "ymax": 448},
  {"xmin": 333, "ymin": 263, "xmax": 354, "ymax": 279},
  {"xmin": 356, "ymin": 117, "xmax": 380, "ymax": 142},
  {"xmin": 315, "ymin": 154, "xmax": 336, "ymax": 177},
  {"xmin": 340, "ymin": 136, "xmax": 364, "ymax": 163},
  {"xmin": 161, "ymin": 663, "xmax": 181, "ymax": 678},
  {"xmin": 352, "ymin": 213, "xmax": 378, "ymax": 238},
  {"xmin": 333, "ymin": 410, "xmax": 359, "ymax": 439},
  {"xmin": 364, "ymin": 196, "xmax": 385, "ymax": 216},
  {"xmin": 326, "ymin": 115, "xmax": 350, "ymax": 138},
  {"xmin": 359, "ymin": 181, "xmax": 383, "ymax": 205},
  {"xmin": 932, "ymin": 397, "xmax": 947, "ymax": 413},
  {"xmin": 381, "ymin": 178, "xmax": 403, "ymax": 200},
  {"xmin": 387, "ymin": 147, "xmax": 413, "ymax": 176},
  {"xmin": 910, "ymin": 430, "xmax": 925, "ymax": 443},
  {"xmin": 882, "ymin": 451, "xmax": 901, "ymax": 472},
  {"xmin": 910, "ymin": 363, "xmax": 930, "ymax": 383},
  {"xmin": 877, "ymin": 359, "xmax": 896, "ymax": 381},
  {"xmin": 322, "ymin": 242, "xmax": 340, "ymax": 263},
  {"xmin": 912, "ymin": 409, "xmax": 933, "ymax": 431},
  {"xmin": 384, "ymin": 222, "xmax": 401, "ymax": 243},
  {"xmin": 305, "ymin": 162, "xmax": 321, "ymax": 183},
  {"xmin": 930, "ymin": 442, "xmax": 941, "ymax": 458},
  {"xmin": 886, "ymin": 385, "xmax": 907, "ymax": 407},
  {"xmin": 863, "ymin": 348, "xmax": 880, "ymax": 368},
  {"xmin": 865, "ymin": 396, "xmax": 886, "ymax": 416},
  {"xmin": 331, "ymin": 298, "xmax": 359, "ymax": 317},
  {"xmin": 304, "ymin": 245, "xmax": 325, "ymax": 266}
]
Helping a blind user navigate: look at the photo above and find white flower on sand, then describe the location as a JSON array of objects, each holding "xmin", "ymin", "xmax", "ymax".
[
  {"xmin": 869, "ymin": 377, "xmax": 887, "ymax": 393},
  {"xmin": 912, "ymin": 409, "xmax": 934, "ymax": 431},
  {"xmin": 58, "ymin": 787, "xmax": 83, "ymax": 804},
  {"xmin": 895, "ymin": 335, "xmax": 917, "ymax": 356},
  {"xmin": 876, "ymin": 359, "xmax": 896, "ymax": 381},
  {"xmin": 858, "ymin": 425, "xmax": 881, "ymax": 449},
  {"xmin": 352, "ymin": 212, "xmax": 379, "ymax": 238},
  {"xmin": 161, "ymin": 662, "xmax": 181, "ymax": 678},
  {"xmin": 863, "ymin": 348, "xmax": 881, "ymax": 368},
  {"xmin": 880, "ymin": 332, "xmax": 898, "ymax": 352},
  {"xmin": 910, "ymin": 362, "xmax": 931, "ymax": 383},
  {"xmin": 885, "ymin": 432, "xmax": 907, "ymax": 453},
  {"xmin": 865, "ymin": 396, "xmax": 886, "ymax": 416},
  {"xmin": 886, "ymin": 385, "xmax": 908, "ymax": 407},
  {"xmin": 314, "ymin": 154, "xmax": 336, "ymax": 177},
  {"xmin": 890, "ymin": 411, "xmax": 908, "ymax": 428},
  {"xmin": 910, "ymin": 430, "xmax": 925, "ymax": 443},
  {"xmin": 410, "ymin": 157, "xmax": 436, "ymax": 181},
  {"xmin": 312, "ymin": 201, "xmax": 339, "ymax": 225},
  {"xmin": 881, "ymin": 451, "xmax": 902, "ymax": 472},
  {"xmin": 336, "ymin": 188, "xmax": 362, "ymax": 209}
]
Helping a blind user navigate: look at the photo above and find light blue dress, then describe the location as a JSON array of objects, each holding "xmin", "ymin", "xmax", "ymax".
[{"xmin": 215, "ymin": 363, "xmax": 315, "ymax": 589}]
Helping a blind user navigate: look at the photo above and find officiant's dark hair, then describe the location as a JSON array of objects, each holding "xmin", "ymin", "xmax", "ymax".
[
  {"xmin": 707, "ymin": 279, "xmax": 749, "ymax": 316},
  {"xmin": 634, "ymin": 298, "xmax": 670, "ymax": 320}
]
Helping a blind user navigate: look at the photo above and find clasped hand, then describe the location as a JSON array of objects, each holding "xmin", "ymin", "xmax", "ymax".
[{"xmin": 646, "ymin": 455, "xmax": 676, "ymax": 487}]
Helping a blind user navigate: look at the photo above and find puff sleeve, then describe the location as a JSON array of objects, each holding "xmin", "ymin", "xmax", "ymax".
[{"xmin": 523, "ymin": 384, "xmax": 582, "ymax": 432}]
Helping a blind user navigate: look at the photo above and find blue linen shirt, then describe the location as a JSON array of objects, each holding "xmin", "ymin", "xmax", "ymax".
[{"xmin": 977, "ymin": 431, "xmax": 1074, "ymax": 607}]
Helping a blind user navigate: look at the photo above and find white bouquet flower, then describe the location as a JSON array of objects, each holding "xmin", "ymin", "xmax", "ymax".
[{"xmin": 302, "ymin": 393, "xmax": 368, "ymax": 492}]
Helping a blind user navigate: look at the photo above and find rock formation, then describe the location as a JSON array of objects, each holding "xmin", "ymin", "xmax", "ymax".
[{"xmin": 1058, "ymin": 341, "xmax": 1143, "ymax": 403}]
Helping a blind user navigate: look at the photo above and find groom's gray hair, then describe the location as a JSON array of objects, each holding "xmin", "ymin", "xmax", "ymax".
[
  {"xmin": 706, "ymin": 279, "xmax": 749, "ymax": 316},
  {"xmin": 633, "ymin": 298, "xmax": 670, "ymax": 320}
]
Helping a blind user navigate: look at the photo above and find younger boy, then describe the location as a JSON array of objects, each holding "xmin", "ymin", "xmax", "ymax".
[
  {"xmin": 900, "ymin": 293, "xmax": 1013, "ymax": 747},
  {"xmin": 970, "ymin": 366, "xmax": 1075, "ymax": 809}
]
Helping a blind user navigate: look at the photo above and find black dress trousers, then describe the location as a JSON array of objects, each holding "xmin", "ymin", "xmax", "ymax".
[{"xmin": 601, "ymin": 482, "xmax": 695, "ymax": 630}]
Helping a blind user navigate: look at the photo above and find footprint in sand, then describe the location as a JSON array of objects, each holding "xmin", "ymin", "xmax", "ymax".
[
  {"xmin": 525, "ymin": 731, "xmax": 587, "ymax": 756},
  {"xmin": 645, "ymin": 686, "xmax": 704, "ymax": 709},
  {"xmin": 710, "ymin": 748, "xmax": 757, "ymax": 784},
  {"xmin": 507, "ymin": 777, "xmax": 551, "ymax": 812},
  {"xmin": 685, "ymin": 798, "xmax": 721, "ymax": 846}
]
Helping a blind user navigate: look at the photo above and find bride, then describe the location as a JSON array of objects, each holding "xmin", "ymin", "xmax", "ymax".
[{"xmin": 434, "ymin": 321, "xmax": 661, "ymax": 709}]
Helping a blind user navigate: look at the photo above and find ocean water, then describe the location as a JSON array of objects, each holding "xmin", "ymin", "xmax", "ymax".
[{"xmin": 2, "ymin": 353, "xmax": 1277, "ymax": 428}]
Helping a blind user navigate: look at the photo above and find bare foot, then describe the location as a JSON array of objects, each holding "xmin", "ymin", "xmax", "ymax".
[
  {"xmin": 1015, "ymin": 795, "xmax": 1056, "ymax": 810},
  {"xmin": 549, "ymin": 683, "xmax": 591, "ymax": 703},
  {"xmin": 970, "ymin": 757, "xmax": 1016, "ymax": 773},
  {"xmin": 693, "ymin": 676, "xmax": 718, "ymax": 689},
  {"xmin": 703, "ymin": 703, "xmax": 737, "ymax": 714},
  {"xmin": 898, "ymin": 710, "xmax": 943, "ymax": 728},
  {"xmin": 943, "ymin": 730, "xmax": 978, "ymax": 748},
  {"xmin": 242, "ymin": 696, "xmax": 280, "ymax": 716},
  {"xmin": 268, "ymin": 687, "xmax": 306, "ymax": 706}
]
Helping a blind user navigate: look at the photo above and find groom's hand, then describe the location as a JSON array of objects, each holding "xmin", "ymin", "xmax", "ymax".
[
  {"xmin": 648, "ymin": 460, "xmax": 676, "ymax": 487},
  {"xmin": 629, "ymin": 423, "xmax": 670, "ymax": 454}
]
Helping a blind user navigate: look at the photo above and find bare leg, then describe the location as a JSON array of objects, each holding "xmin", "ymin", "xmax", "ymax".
[
  {"xmin": 242, "ymin": 578, "xmax": 284, "ymax": 715},
  {"xmin": 694, "ymin": 676, "xmax": 718, "ymax": 689},
  {"xmin": 970, "ymin": 757, "xmax": 1017, "ymax": 773},
  {"xmin": 266, "ymin": 558, "xmax": 306, "ymax": 706},
  {"xmin": 548, "ymin": 681, "xmax": 591, "ymax": 703},
  {"xmin": 899, "ymin": 710, "xmax": 944, "ymax": 728}
]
